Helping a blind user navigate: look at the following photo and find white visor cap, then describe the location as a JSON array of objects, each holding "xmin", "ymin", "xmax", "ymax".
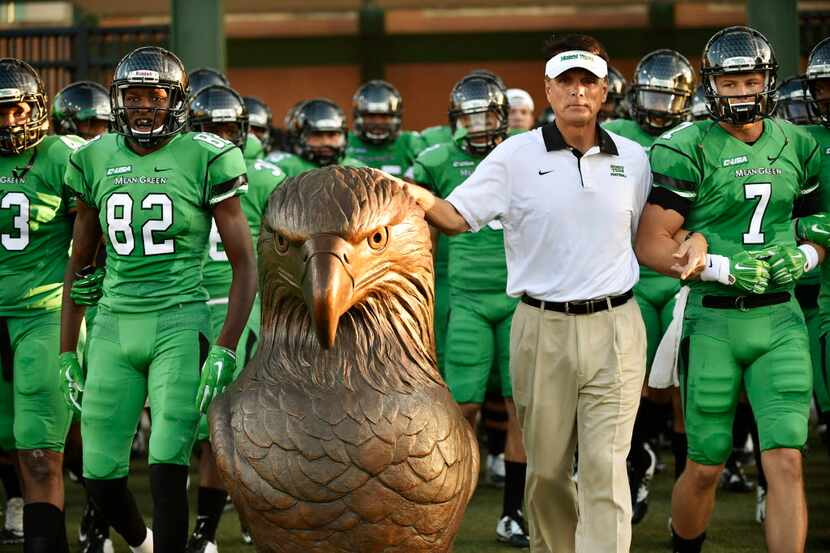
[
  {"xmin": 507, "ymin": 88, "xmax": 534, "ymax": 111},
  {"xmin": 545, "ymin": 50, "xmax": 608, "ymax": 79}
]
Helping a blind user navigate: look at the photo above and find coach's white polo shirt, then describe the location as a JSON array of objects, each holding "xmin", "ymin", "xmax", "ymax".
[{"xmin": 447, "ymin": 122, "xmax": 651, "ymax": 302}]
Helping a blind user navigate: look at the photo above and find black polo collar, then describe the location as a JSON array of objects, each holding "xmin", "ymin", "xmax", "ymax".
[{"xmin": 541, "ymin": 121, "xmax": 619, "ymax": 156}]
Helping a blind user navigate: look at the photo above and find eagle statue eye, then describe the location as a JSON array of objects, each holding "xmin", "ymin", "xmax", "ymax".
[
  {"xmin": 275, "ymin": 232, "xmax": 290, "ymax": 254},
  {"xmin": 367, "ymin": 227, "xmax": 389, "ymax": 251}
]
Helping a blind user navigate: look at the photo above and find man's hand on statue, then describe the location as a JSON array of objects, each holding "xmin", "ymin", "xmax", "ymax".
[{"xmin": 403, "ymin": 181, "xmax": 436, "ymax": 212}]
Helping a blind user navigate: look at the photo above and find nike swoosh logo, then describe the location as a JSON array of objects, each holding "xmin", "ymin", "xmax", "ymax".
[
  {"xmin": 154, "ymin": 167, "xmax": 173, "ymax": 172},
  {"xmin": 734, "ymin": 264, "xmax": 756, "ymax": 271},
  {"xmin": 811, "ymin": 224, "xmax": 830, "ymax": 235},
  {"xmin": 538, "ymin": 170, "xmax": 554, "ymax": 176}
]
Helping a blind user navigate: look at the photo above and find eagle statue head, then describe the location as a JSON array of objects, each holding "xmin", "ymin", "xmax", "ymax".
[{"xmin": 257, "ymin": 166, "xmax": 440, "ymax": 392}]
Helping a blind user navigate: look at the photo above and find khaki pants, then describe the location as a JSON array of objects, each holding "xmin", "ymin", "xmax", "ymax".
[{"xmin": 510, "ymin": 298, "xmax": 646, "ymax": 553}]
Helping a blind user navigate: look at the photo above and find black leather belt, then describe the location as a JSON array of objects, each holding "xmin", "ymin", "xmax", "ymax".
[
  {"xmin": 701, "ymin": 292, "xmax": 790, "ymax": 311},
  {"xmin": 521, "ymin": 289, "xmax": 633, "ymax": 315}
]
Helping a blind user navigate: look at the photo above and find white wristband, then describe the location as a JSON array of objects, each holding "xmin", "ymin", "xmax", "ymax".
[
  {"xmin": 799, "ymin": 244, "xmax": 820, "ymax": 272},
  {"xmin": 699, "ymin": 254, "xmax": 732, "ymax": 285}
]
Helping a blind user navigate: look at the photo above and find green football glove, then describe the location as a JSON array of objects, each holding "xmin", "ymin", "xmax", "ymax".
[
  {"xmin": 728, "ymin": 251, "xmax": 771, "ymax": 294},
  {"xmin": 796, "ymin": 213, "xmax": 830, "ymax": 247},
  {"xmin": 765, "ymin": 244, "xmax": 807, "ymax": 286},
  {"xmin": 70, "ymin": 266, "xmax": 105, "ymax": 306},
  {"xmin": 59, "ymin": 351, "xmax": 84, "ymax": 415},
  {"xmin": 196, "ymin": 345, "xmax": 237, "ymax": 415}
]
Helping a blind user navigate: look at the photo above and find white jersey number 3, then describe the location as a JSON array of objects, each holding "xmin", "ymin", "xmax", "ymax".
[
  {"xmin": 1, "ymin": 192, "xmax": 30, "ymax": 251},
  {"xmin": 107, "ymin": 192, "xmax": 174, "ymax": 255}
]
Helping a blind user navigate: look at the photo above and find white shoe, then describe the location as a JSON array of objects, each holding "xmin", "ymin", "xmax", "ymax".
[
  {"xmin": 755, "ymin": 484, "xmax": 767, "ymax": 523},
  {"xmin": 4, "ymin": 497, "xmax": 23, "ymax": 534},
  {"xmin": 496, "ymin": 512, "xmax": 529, "ymax": 548},
  {"xmin": 130, "ymin": 528, "xmax": 153, "ymax": 553},
  {"xmin": 487, "ymin": 453, "xmax": 506, "ymax": 486}
]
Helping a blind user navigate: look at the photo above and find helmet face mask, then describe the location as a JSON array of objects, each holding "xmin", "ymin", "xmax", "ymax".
[
  {"xmin": 448, "ymin": 74, "xmax": 508, "ymax": 156},
  {"xmin": 805, "ymin": 37, "xmax": 830, "ymax": 127},
  {"xmin": 353, "ymin": 80, "xmax": 403, "ymax": 145},
  {"xmin": 0, "ymin": 58, "xmax": 49, "ymax": 155},
  {"xmin": 630, "ymin": 49, "xmax": 695, "ymax": 134},
  {"xmin": 700, "ymin": 26, "xmax": 778, "ymax": 125},
  {"xmin": 189, "ymin": 85, "xmax": 249, "ymax": 149},
  {"xmin": 296, "ymin": 99, "xmax": 347, "ymax": 166},
  {"xmin": 51, "ymin": 80, "xmax": 111, "ymax": 139},
  {"xmin": 110, "ymin": 47, "xmax": 189, "ymax": 147}
]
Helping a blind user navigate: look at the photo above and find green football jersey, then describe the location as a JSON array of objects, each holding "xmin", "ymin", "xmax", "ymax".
[
  {"xmin": 411, "ymin": 141, "xmax": 507, "ymax": 292},
  {"xmin": 603, "ymin": 118, "xmax": 679, "ymax": 288},
  {"xmin": 243, "ymin": 134, "xmax": 264, "ymax": 161},
  {"xmin": 203, "ymin": 158, "xmax": 285, "ymax": 299},
  {"xmin": 603, "ymin": 118, "xmax": 658, "ymax": 150},
  {"xmin": 650, "ymin": 118, "xmax": 822, "ymax": 297},
  {"xmin": 805, "ymin": 124, "xmax": 830, "ymax": 317},
  {"xmin": 345, "ymin": 131, "xmax": 426, "ymax": 177},
  {"xmin": 266, "ymin": 152, "xmax": 366, "ymax": 179},
  {"xmin": 421, "ymin": 125, "xmax": 453, "ymax": 147},
  {"xmin": 65, "ymin": 132, "xmax": 247, "ymax": 313},
  {"xmin": 0, "ymin": 134, "xmax": 84, "ymax": 316}
]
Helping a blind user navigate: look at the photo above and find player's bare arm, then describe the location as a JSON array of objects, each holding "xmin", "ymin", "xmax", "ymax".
[
  {"xmin": 211, "ymin": 192, "xmax": 257, "ymax": 350},
  {"xmin": 636, "ymin": 202, "xmax": 708, "ymax": 280},
  {"xmin": 60, "ymin": 199, "xmax": 102, "ymax": 353}
]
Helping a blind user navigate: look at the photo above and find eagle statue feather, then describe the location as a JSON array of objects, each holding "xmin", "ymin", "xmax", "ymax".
[{"xmin": 210, "ymin": 166, "xmax": 479, "ymax": 552}]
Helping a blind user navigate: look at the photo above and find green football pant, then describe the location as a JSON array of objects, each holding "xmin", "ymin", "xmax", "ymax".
[
  {"xmin": 197, "ymin": 298, "xmax": 261, "ymax": 441},
  {"xmin": 634, "ymin": 267, "xmax": 680, "ymax": 372},
  {"xmin": 445, "ymin": 289, "xmax": 519, "ymax": 404},
  {"xmin": 0, "ymin": 310, "xmax": 71, "ymax": 452},
  {"xmin": 680, "ymin": 296, "xmax": 811, "ymax": 466},
  {"xmin": 82, "ymin": 302, "xmax": 210, "ymax": 479},
  {"xmin": 797, "ymin": 300, "xmax": 828, "ymax": 413}
]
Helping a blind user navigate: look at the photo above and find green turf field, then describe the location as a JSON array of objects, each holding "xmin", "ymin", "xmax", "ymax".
[{"xmin": 2, "ymin": 436, "xmax": 829, "ymax": 552}]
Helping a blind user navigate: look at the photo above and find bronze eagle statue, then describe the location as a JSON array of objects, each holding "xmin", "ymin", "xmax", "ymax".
[{"xmin": 210, "ymin": 166, "xmax": 479, "ymax": 552}]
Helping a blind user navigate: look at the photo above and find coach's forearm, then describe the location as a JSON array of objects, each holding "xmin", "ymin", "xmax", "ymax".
[{"xmin": 424, "ymin": 198, "xmax": 470, "ymax": 236}]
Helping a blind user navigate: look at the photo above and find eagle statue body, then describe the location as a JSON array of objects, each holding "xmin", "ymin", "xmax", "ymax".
[{"xmin": 210, "ymin": 167, "xmax": 479, "ymax": 552}]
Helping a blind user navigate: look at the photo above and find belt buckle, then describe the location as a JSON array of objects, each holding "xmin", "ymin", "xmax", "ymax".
[
  {"xmin": 734, "ymin": 296, "xmax": 749, "ymax": 312},
  {"xmin": 568, "ymin": 299, "xmax": 593, "ymax": 315}
]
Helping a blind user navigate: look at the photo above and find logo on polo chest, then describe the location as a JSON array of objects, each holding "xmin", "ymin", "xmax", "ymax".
[
  {"xmin": 610, "ymin": 164, "xmax": 626, "ymax": 177},
  {"xmin": 723, "ymin": 155, "xmax": 748, "ymax": 167}
]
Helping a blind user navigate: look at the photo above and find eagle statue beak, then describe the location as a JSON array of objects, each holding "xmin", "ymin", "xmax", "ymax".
[{"xmin": 301, "ymin": 234, "xmax": 355, "ymax": 349}]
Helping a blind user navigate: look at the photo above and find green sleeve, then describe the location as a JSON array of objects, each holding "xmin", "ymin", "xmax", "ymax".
[
  {"xmin": 47, "ymin": 135, "xmax": 84, "ymax": 209},
  {"xmin": 406, "ymin": 131, "xmax": 427, "ymax": 160},
  {"xmin": 206, "ymin": 146, "xmax": 248, "ymax": 206},
  {"xmin": 64, "ymin": 151, "xmax": 93, "ymax": 208},
  {"xmin": 410, "ymin": 157, "xmax": 433, "ymax": 190},
  {"xmin": 649, "ymin": 136, "xmax": 702, "ymax": 201}
]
